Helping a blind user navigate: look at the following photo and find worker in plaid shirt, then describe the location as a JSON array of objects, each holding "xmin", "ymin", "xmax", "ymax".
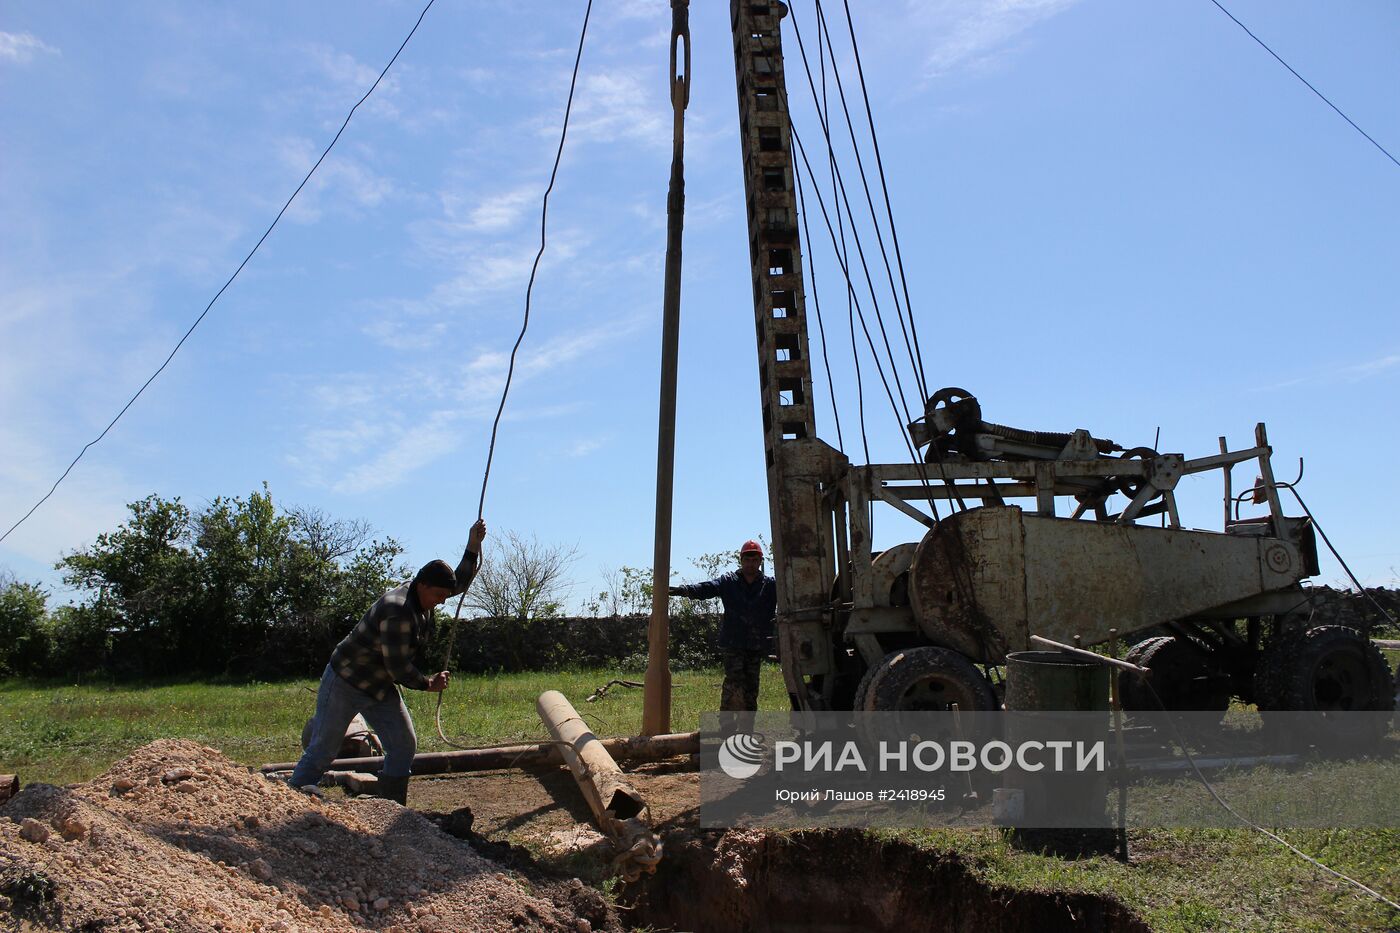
[{"xmin": 290, "ymin": 519, "xmax": 487, "ymax": 803}]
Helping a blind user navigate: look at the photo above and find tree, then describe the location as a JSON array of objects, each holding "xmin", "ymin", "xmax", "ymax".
[
  {"xmin": 287, "ymin": 506, "xmax": 373, "ymax": 563},
  {"xmin": 463, "ymin": 532, "xmax": 578, "ymax": 621},
  {"xmin": 584, "ymin": 565, "xmax": 654, "ymax": 618},
  {"xmin": 0, "ymin": 573, "xmax": 48, "ymax": 675},
  {"xmin": 55, "ymin": 487, "xmax": 407, "ymax": 678},
  {"xmin": 57, "ymin": 494, "xmax": 201, "ymax": 675}
]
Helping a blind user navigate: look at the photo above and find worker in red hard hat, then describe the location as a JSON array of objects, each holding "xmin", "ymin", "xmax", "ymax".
[{"xmin": 668, "ymin": 538, "xmax": 776, "ymax": 711}]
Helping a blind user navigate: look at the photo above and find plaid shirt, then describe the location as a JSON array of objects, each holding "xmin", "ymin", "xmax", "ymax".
[{"xmin": 330, "ymin": 548, "xmax": 478, "ymax": 701}]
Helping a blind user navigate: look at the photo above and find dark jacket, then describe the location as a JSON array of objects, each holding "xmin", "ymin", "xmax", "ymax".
[
  {"xmin": 672, "ymin": 571, "xmax": 776, "ymax": 652},
  {"xmin": 330, "ymin": 547, "xmax": 478, "ymax": 701}
]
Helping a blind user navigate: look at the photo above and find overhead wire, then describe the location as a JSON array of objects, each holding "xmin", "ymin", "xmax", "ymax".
[
  {"xmin": 436, "ymin": 0, "xmax": 595, "ymax": 750},
  {"xmin": 1206, "ymin": 0, "xmax": 1399, "ymax": 170},
  {"xmin": 0, "ymin": 0, "xmax": 442, "ymax": 546}
]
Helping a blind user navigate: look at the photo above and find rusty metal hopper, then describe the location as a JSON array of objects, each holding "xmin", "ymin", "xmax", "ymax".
[{"xmin": 909, "ymin": 506, "xmax": 1307, "ymax": 662}]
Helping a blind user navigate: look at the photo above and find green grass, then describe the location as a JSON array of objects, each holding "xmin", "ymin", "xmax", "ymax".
[
  {"xmin": 3, "ymin": 667, "xmax": 1397, "ymax": 931},
  {"xmin": 0, "ymin": 665, "xmax": 790, "ymax": 784},
  {"xmin": 893, "ymin": 825, "xmax": 1399, "ymax": 932}
]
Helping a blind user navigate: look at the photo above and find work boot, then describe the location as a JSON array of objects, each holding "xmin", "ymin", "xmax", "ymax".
[{"xmin": 376, "ymin": 775, "xmax": 410, "ymax": 806}]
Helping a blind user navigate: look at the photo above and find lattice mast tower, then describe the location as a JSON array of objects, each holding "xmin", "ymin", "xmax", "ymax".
[{"xmin": 730, "ymin": 0, "xmax": 849, "ymax": 705}]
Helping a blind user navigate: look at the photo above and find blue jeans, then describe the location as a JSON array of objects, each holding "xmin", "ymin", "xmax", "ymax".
[{"xmin": 290, "ymin": 665, "xmax": 418, "ymax": 787}]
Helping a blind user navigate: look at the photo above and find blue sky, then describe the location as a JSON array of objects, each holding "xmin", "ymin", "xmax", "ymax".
[{"xmin": 2, "ymin": 0, "xmax": 1397, "ymax": 612}]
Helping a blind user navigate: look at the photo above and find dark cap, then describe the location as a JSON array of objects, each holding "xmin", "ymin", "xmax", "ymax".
[{"xmin": 413, "ymin": 559, "xmax": 457, "ymax": 591}]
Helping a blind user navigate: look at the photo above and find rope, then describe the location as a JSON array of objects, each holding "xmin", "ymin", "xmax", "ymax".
[
  {"xmin": 0, "ymin": 0, "xmax": 441, "ymax": 545},
  {"xmin": 435, "ymin": 0, "xmax": 595, "ymax": 750},
  {"xmin": 475, "ymin": 0, "xmax": 595, "ymax": 524}
]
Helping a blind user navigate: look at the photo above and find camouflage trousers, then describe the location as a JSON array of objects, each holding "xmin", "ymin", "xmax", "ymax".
[{"xmin": 721, "ymin": 649, "xmax": 764, "ymax": 712}]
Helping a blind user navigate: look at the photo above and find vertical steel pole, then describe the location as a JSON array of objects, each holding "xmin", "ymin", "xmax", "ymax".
[{"xmin": 644, "ymin": 0, "xmax": 691, "ymax": 736}]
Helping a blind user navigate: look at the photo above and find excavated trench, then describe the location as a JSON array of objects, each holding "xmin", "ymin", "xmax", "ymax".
[{"xmin": 622, "ymin": 829, "xmax": 1150, "ymax": 933}]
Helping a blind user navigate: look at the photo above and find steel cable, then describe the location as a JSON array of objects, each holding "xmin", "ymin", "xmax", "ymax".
[
  {"xmin": 437, "ymin": 0, "xmax": 595, "ymax": 749},
  {"xmin": 782, "ymin": 17, "xmax": 922, "ymax": 439},
  {"xmin": 793, "ymin": 157, "xmax": 845, "ymax": 454},
  {"xmin": 798, "ymin": 1, "xmax": 928, "ymax": 403},
  {"xmin": 777, "ymin": 9, "xmax": 970, "ymax": 514},
  {"xmin": 830, "ymin": 0, "xmax": 932, "ymax": 400},
  {"xmin": 785, "ymin": 9, "xmax": 969, "ymax": 514},
  {"xmin": 752, "ymin": 27, "xmax": 943, "ymax": 522},
  {"xmin": 1139, "ymin": 677, "xmax": 1400, "ymax": 912}
]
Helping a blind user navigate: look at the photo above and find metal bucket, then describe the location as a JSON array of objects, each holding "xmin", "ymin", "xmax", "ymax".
[
  {"xmin": 1000, "ymin": 650, "xmax": 1110, "ymax": 827},
  {"xmin": 1004, "ymin": 650, "xmax": 1109, "ymax": 712}
]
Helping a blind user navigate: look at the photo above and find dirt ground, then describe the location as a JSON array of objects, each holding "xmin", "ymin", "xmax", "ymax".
[
  {"xmin": 0, "ymin": 740, "xmax": 619, "ymax": 932},
  {"xmin": 410, "ymin": 757, "xmax": 701, "ymax": 859},
  {"xmin": 3, "ymin": 745, "xmax": 1150, "ymax": 932}
]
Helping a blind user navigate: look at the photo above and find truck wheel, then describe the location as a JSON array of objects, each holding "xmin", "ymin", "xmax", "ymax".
[
  {"xmin": 854, "ymin": 646, "xmax": 997, "ymax": 712},
  {"xmin": 1254, "ymin": 625, "xmax": 1395, "ymax": 748},
  {"xmin": 1117, "ymin": 636, "xmax": 1231, "ymax": 714}
]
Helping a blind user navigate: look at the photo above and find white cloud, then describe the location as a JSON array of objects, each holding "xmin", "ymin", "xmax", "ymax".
[
  {"xmin": 440, "ymin": 184, "xmax": 539, "ymax": 233},
  {"xmin": 275, "ymin": 137, "xmax": 396, "ymax": 223},
  {"xmin": 905, "ymin": 0, "xmax": 1080, "ymax": 79},
  {"xmin": 567, "ymin": 437, "xmax": 605, "ymax": 457},
  {"xmin": 1345, "ymin": 353, "xmax": 1400, "ymax": 382},
  {"xmin": 288, "ymin": 317, "xmax": 641, "ymax": 492},
  {"xmin": 330, "ymin": 412, "xmax": 461, "ymax": 495},
  {"xmin": 0, "ymin": 31, "xmax": 59, "ymax": 65},
  {"xmin": 565, "ymin": 70, "xmax": 669, "ymax": 148},
  {"xmin": 304, "ymin": 43, "xmax": 401, "ymax": 120},
  {"xmin": 1253, "ymin": 349, "xmax": 1400, "ymax": 392}
]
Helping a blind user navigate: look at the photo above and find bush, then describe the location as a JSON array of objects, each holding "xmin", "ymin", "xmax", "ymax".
[{"xmin": 446, "ymin": 610, "xmax": 723, "ymax": 674}]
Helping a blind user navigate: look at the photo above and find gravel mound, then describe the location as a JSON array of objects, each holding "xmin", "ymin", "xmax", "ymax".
[{"xmin": 0, "ymin": 740, "xmax": 603, "ymax": 932}]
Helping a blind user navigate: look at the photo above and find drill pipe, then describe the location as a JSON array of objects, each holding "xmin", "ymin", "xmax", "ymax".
[
  {"xmin": 258, "ymin": 731, "xmax": 698, "ymax": 776},
  {"xmin": 537, "ymin": 690, "xmax": 648, "ymax": 823},
  {"xmin": 537, "ymin": 689, "xmax": 662, "ymax": 881}
]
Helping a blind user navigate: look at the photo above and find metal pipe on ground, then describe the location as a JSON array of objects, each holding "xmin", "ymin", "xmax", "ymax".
[
  {"xmin": 258, "ymin": 731, "xmax": 698, "ymax": 776},
  {"xmin": 537, "ymin": 689, "xmax": 663, "ymax": 882}
]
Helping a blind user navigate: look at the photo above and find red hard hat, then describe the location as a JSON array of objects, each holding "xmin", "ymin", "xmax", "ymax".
[{"xmin": 740, "ymin": 540, "xmax": 763, "ymax": 557}]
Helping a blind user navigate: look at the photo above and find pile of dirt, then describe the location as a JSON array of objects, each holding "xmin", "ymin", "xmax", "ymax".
[{"xmin": 0, "ymin": 740, "xmax": 616, "ymax": 932}]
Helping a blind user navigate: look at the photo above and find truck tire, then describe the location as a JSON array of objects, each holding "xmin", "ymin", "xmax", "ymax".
[
  {"xmin": 1253, "ymin": 624, "xmax": 1395, "ymax": 749},
  {"xmin": 853, "ymin": 646, "xmax": 997, "ymax": 712},
  {"xmin": 1117, "ymin": 636, "xmax": 1232, "ymax": 714}
]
